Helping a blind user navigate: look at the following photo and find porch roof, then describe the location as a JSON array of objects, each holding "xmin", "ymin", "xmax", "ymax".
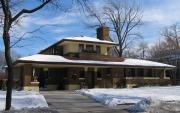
[{"xmin": 14, "ymin": 54, "xmax": 175, "ymax": 68}]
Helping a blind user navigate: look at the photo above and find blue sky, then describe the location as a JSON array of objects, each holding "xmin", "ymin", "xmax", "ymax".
[{"xmin": 1, "ymin": 0, "xmax": 180, "ymax": 56}]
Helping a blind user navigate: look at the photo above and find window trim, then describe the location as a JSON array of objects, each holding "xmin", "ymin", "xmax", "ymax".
[
  {"xmin": 96, "ymin": 45, "xmax": 101, "ymax": 54},
  {"xmin": 86, "ymin": 44, "xmax": 94, "ymax": 52},
  {"xmin": 79, "ymin": 44, "xmax": 84, "ymax": 52}
]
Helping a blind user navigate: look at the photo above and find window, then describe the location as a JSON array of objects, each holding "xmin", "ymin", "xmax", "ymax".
[
  {"xmin": 107, "ymin": 47, "xmax": 111, "ymax": 55},
  {"xmin": 105, "ymin": 68, "xmax": 111, "ymax": 77},
  {"xmin": 79, "ymin": 71, "xmax": 85, "ymax": 78},
  {"xmin": 55, "ymin": 46, "xmax": 63, "ymax": 55},
  {"xmin": 86, "ymin": 45, "xmax": 94, "ymax": 52},
  {"xmin": 79, "ymin": 44, "xmax": 84, "ymax": 52},
  {"xmin": 146, "ymin": 69, "xmax": 152, "ymax": 77},
  {"xmin": 126, "ymin": 68, "xmax": 135, "ymax": 77},
  {"xmin": 96, "ymin": 45, "xmax": 101, "ymax": 54},
  {"xmin": 137, "ymin": 68, "xmax": 144, "ymax": 77},
  {"xmin": 97, "ymin": 70, "xmax": 102, "ymax": 78}
]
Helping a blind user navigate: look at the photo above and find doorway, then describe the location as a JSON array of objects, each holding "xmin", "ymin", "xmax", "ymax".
[
  {"xmin": 87, "ymin": 68, "xmax": 95, "ymax": 88},
  {"xmin": 103, "ymin": 68, "xmax": 113, "ymax": 88}
]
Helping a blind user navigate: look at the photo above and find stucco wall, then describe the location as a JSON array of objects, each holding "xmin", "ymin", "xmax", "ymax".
[
  {"xmin": 63, "ymin": 42, "xmax": 112, "ymax": 55},
  {"xmin": 63, "ymin": 42, "xmax": 79, "ymax": 54}
]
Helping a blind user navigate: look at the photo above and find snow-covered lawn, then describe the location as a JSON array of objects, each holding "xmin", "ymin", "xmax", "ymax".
[
  {"xmin": 0, "ymin": 91, "xmax": 48, "ymax": 111},
  {"xmin": 77, "ymin": 86, "xmax": 180, "ymax": 112}
]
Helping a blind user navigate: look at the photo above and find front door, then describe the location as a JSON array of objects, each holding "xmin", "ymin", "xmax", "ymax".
[
  {"xmin": 87, "ymin": 68, "xmax": 95, "ymax": 88},
  {"xmin": 38, "ymin": 69, "xmax": 47, "ymax": 88},
  {"xmin": 57, "ymin": 69, "xmax": 66, "ymax": 90},
  {"xmin": 104, "ymin": 75, "xmax": 113, "ymax": 88},
  {"xmin": 103, "ymin": 68, "xmax": 113, "ymax": 88}
]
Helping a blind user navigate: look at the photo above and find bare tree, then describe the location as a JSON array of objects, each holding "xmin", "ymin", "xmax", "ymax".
[
  {"xmin": 85, "ymin": 0, "xmax": 142, "ymax": 57},
  {"xmin": 0, "ymin": 50, "xmax": 21, "ymax": 72},
  {"xmin": 149, "ymin": 24, "xmax": 180, "ymax": 60},
  {"xmin": 123, "ymin": 48, "xmax": 139, "ymax": 58},
  {"xmin": 161, "ymin": 24, "xmax": 180, "ymax": 50},
  {"xmin": 137, "ymin": 41, "xmax": 149, "ymax": 59},
  {"xmin": 0, "ymin": 0, "xmax": 88, "ymax": 110},
  {"xmin": 149, "ymin": 39, "xmax": 167, "ymax": 61},
  {"xmin": 123, "ymin": 41, "xmax": 149, "ymax": 59}
]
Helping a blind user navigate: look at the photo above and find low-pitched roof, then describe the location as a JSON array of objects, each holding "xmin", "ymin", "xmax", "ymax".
[
  {"xmin": 63, "ymin": 36, "xmax": 117, "ymax": 45},
  {"xmin": 15, "ymin": 54, "xmax": 175, "ymax": 68}
]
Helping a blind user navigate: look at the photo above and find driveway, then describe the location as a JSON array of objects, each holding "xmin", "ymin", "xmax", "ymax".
[{"xmin": 41, "ymin": 91, "xmax": 129, "ymax": 113}]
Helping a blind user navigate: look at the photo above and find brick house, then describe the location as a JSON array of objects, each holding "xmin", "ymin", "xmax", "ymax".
[{"xmin": 14, "ymin": 26, "xmax": 175, "ymax": 91}]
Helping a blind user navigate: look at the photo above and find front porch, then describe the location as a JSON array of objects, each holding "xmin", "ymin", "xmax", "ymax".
[{"xmin": 18, "ymin": 64, "xmax": 173, "ymax": 91}]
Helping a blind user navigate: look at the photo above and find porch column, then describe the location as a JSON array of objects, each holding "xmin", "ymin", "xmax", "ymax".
[
  {"xmin": 163, "ymin": 69, "xmax": 166, "ymax": 79},
  {"xmin": 22, "ymin": 65, "xmax": 39, "ymax": 91},
  {"xmin": 23, "ymin": 64, "xmax": 33, "ymax": 86}
]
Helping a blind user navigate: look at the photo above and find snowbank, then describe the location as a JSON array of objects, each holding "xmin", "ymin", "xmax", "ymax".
[
  {"xmin": 77, "ymin": 86, "xmax": 180, "ymax": 112},
  {"xmin": 0, "ymin": 91, "xmax": 48, "ymax": 111}
]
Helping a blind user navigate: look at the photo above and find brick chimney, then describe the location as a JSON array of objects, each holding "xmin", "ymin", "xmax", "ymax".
[{"xmin": 96, "ymin": 25, "xmax": 110, "ymax": 41}]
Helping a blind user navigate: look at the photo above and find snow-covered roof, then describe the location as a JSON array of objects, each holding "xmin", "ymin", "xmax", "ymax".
[
  {"xmin": 63, "ymin": 36, "xmax": 117, "ymax": 45},
  {"xmin": 15, "ymin": 54, "xmax": 175, "ymax": 68}
]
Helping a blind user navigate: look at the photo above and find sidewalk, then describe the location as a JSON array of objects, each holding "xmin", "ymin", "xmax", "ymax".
[{"xmin": 41, "ymin": 91, "xmax": 128, "ymax": 113}]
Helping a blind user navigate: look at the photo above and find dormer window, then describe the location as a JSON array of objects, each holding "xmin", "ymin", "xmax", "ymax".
[
  {"xmin": 96, "ymin": 45, "xmax": 101, "ymax": 54},
  {"xmin": 86, "ymin": 45, "xmax": 94, "ymax": 52},
  {"xmin": 79, "ymin": 44, "xmax": 84, "ymax": 52}
]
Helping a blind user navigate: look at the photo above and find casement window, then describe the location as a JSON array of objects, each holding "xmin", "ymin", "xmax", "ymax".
[
  {"xmin": 79, "ymin": 44, "xmax": 84, "ymax": 52},
  {"xmin": 107, "ymin": 47, "xmax": 112, "ymax": 55},
  {"xmin": 137, "ymin": 68, "xmax": 144, "ymax": 77},
  {"xmin": 126, "ymin": 68, "xmax": 135, "ymax": 77},
  {"xmin": 55, "ymin": 46, "xmax": 63, "ymax": 55},
  {"xmin": 96, "ymin": 45, "xmax": 101, "ymax": 54},
  {"xmin": 86, "ymin": 45, "xmax": 94, "ymax": 52},
  {"xmin": 146, "ymin": 69, "xmax": 152, "ymax": 77},
  {"xmin": 105, "ymin": 68, "xmax": 111, "ymax": 76}
]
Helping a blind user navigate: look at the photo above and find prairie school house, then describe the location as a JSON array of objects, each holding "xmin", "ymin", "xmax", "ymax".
[{"xmin": 14, "ymin": 26, "xmax": 175, "ymax": 91}]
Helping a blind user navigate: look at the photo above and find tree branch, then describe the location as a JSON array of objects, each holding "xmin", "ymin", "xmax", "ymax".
[{"xmin": 11, "ymin": 0, "xmax": 51, "ymax": 22}]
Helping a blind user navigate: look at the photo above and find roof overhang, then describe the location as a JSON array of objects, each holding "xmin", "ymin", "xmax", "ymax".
[
  {"xmin": 14, "ymin": 54, "xmax": 176, "ymax": 69},
  {"xmin": 14, "ymin": 62, "xmax": 175, "ymax": 70}
]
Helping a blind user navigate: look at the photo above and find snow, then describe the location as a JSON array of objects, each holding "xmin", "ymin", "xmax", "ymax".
[
  {"xmin": 77, "ymin": 86, "xmax": 180, "ymax": 112},
  {"xmin": 64, "ymin": 36, "xmax": 117, "ymax": 45},
  {"xmin": 17, "ymin": 54, "xmax": 175, "ymax": 68},
  {"xmin": 0, "ymin": 91, "xmax": 48, "ymax": 111}
]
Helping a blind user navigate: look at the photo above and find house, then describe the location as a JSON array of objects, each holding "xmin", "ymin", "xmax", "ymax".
[{"xmin": 13, "ymin": 26, "xmax": 175, "ymax": 91}]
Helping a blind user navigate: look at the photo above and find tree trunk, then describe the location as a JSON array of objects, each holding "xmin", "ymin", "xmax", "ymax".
[
  {"xmin": 119, "ymin": 48, "xmax": 123, "ymax": 57},
  {"xmin": 3, "ymin": 32, "xmax": 13, "ymax": 110},
  {"xmin": 5, "ymin": 66, "xmax": 13, "ymax": 110}
]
